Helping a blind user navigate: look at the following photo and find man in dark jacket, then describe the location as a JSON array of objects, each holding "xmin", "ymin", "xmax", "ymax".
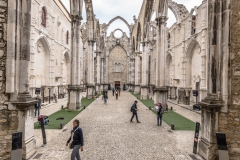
[
  {"xmin": 34, "ymin": 95, "xmax": 42, "ymax": 117},
  {"xmin": 66, "ymin": 119, "xmax": 84, "ymax": 160},
  {"xmin": 156, "ymin": 102, "xmax": 164, "ymax": 126},
  {"xmin": 130, "ymin": 100, "xmax": 141, "ymax": 123}
]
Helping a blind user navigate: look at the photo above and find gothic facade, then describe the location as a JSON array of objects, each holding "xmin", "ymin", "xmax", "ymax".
[
  {"xmin": 1, "ymin": 0, "xmax": 240, "ymax": 159},
  {"xmin": 30, "ymin": 0, "xmax": 71, "ymax": 102}
]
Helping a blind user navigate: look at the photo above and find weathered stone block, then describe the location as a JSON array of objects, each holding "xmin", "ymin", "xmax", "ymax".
[
  {"xmin": 0, "ymin": 8, "xmax": 5, "ymax": 12},
  {"xmin": 0, "ymin": 130, "xmax": 7, "ymax": 136},
  {"xmin": 0, "ymin": 18, "xmax": 5, "ymax": 22},
  {"xmin": 0, "ymin": 118, "xmax": 6, "ymax": 122},
  {"xmin": 0, "ymin": 50, "xmax": 3, "ymax": 57},
  {"xmin": 0, "ymin": 1, "xmax": 7, "ymax": 7},
  {"xmin": 0, "ymin": 43, "xmax": 5, "ymax": 47},
  {"xmin": 3, "ymin": 23, "xmax": 6, "ymax": 41}
]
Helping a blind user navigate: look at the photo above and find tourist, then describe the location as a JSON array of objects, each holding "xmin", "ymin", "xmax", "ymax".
[
  {"xmin": 118, "ymin": 86, "xmax": 121, "ymax": 96},
  {"xmin": 34, "ymin": 95, "xmax": 42, "ymax": 117},
  {"xmin": 115, "ymin": 89, "xmax": 118, "ymax": 100},
  {"xmin": 130, "ymin": 100, "xmax": 141, "ymax": 123},
  {"xmin": 66, "ymin": 119, "xmax": 84, "ymax": 160},
  {"xmin": 156, "ymin": 102, "xmax": 164, "ymax": 126},
  {"xmin": 53, "ymin": 93, "xmax": 58, "ymax": 103},
  {"xmin": 112, "ymin": 87, "xmax": 115, "ymax": 96},
  {"xmin": 37, "ymin": 115, "xmax": 49, "ymax": 126},
  {"xmin": 103, "ymin": 92, "xmax": 108, "ymax": 104}
]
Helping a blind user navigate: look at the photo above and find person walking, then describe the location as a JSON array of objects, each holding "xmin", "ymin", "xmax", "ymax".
[
  {"xmin": 156, "ymin": 102, "xmax": 164, "ymax": 126},
  {"xmin": 118, "ymin": 86, "xmax": 121, "ymax": 96},
  {"xmin": 112, "ymin": 87, "xmax": 115, "ymax": 96},
  {"xmin": 34, "ymin": 95, "xmax": 42, "ymax": 117},
  {"xmin": 66, "ymin": 119, "xmax": 84, "ymax": 160},
  {"xmin": 115, "ymin": 89, "xmax": 118, "ymax": 100},
  {"xmin": 130, "ymin": 100, "xmax": 141, "ymax": 123},
  {"xmin": 103, "ymin": 92, "xmax": 108, "ymax": 104}
]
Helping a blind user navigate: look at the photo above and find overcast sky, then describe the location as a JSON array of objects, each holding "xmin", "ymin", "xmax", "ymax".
[{"xmin": 61, "ymin": 0, "xmax": 203, "ymax": 37}]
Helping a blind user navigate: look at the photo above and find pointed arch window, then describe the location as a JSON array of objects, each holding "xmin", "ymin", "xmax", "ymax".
[
  {"xmin": 66, "ymin": 31, "xmax": 69, "ymax": 44},
  {"xmin": 41, "ymin": 7, "xmax": 47, "ymax": 28}
]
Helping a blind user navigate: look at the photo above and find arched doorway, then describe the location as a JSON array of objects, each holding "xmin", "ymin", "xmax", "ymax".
[{"xmin": 108, "ymin": 45, "xmax": 128, "ymax": 90}]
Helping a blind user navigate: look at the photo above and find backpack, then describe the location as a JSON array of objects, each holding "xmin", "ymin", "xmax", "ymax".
[{"xmin": 130, "ymin": 104, "xmax": 135, "ymax": 112}]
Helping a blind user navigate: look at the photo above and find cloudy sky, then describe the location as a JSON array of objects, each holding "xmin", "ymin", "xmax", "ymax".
[{"xmin": 61, "ymin": 0, "xmax": 203, "ymax": 36}]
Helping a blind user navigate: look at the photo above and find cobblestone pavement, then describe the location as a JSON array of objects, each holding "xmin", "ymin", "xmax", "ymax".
[{"xmin": 31, "ymin": 91, "xmax": 202, "ymax": 160}]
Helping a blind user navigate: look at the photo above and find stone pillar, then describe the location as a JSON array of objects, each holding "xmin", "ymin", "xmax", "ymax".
[
  {"xmin": 86, "ymin": 40, "xmax": 95, "ymax": 99},
  {"xmin": 104, "ymin": 56, "xmax": 109, "ymax": 91},
  {"xmin": 134, "ymin": 53, "xmax": 140, "ymax": 94},
  {"xmin": 141, "ymin": 42, "xmax": 149, "ymax": 100},
  {"xmin": 67, "ymin": 1, "xmax": 83, "ymax": 110},
  {"xmin": 95, "ymin": 51, "xmax": 101, "ymax": 94},
  {"xmin": 154, "ymin": 16, "xmax": 168, "ymax": 109},
  {"xmin": 198, "ymin": 94, "xmax": 224, "ymax": 160},
  {"xmin": 198, "ymin": 0, "xmax": 232, "ymax": 159},
  {"xmin": 11, "ymin": 93, "xmax": 38, "ymax": 160},
  {"xmin": 17, "ymin": 1, "xmax": 38, "ymax": 158},
  {"xmin": 131, "ymin": 58, "xmax": 135, "ymax": 91},
  {"xmin": 101, "ymin": 58, "xmax": 104, "ymax": 91}
]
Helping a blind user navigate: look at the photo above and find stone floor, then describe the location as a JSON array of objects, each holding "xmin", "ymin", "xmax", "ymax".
[{"xmin": 30, "ymin": 91, "xmax": 203, "ymax": 160}]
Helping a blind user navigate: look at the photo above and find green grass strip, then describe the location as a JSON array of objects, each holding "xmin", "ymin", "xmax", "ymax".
[
  {"xmin": 34, "ymin": 98, "xmax": 95, "ymax": 129},
  {"xmin": 130, "ymin": 92, "xmax": 196, "ymax": 130}
]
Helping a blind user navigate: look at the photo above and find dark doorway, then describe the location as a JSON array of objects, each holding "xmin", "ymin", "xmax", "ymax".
[{"xmin": 115, "ymin": 81, "xmax": 120, "ymax": 90}]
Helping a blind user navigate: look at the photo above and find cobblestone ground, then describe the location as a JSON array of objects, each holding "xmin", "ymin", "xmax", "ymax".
[{"xmin": 31, "ymin": 91, "xmax": 202, "ymax": 160}]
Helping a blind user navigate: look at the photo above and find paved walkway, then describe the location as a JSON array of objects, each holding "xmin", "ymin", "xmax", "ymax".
[{"xmin": 31, "ymin": 91, "xmax": 202, "ymax": 160}]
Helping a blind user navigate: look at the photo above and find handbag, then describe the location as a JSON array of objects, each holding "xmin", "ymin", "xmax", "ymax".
[{"xmin": 69, "ymin": 127, "xmax": 79, "ymax": 149}]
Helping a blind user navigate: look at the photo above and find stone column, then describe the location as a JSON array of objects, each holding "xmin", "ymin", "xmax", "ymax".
[
  {"xmin": 134, "ymin": 53, "xmax": 140, "ymax": 94},
  {"xmin": 95, "ymin": 51, "xmax": 101, "ymax": 93},
  {"xmin": 101, "ymin": 58, "xmax": 104, "ymax": 91},
  {"xmin": 131, "ymin": 58, "xmax": 135, "ymax": 91},
  {"xmin": 104, "ymin": 56, "xmax": 109, "ymax": 90},
  {"xmin": 141, "ymin": 42, "xmax": 149, "ymax": 100},
  {"xmin": 198, "ymin": 0, "xmax": 231, "ymax": 159},
  {"xmin": 14, "ymin": 1, "xmax": 37, "ymax": 159},
  {"xmin": 86, "ymin": 41, "xmax": 95, "ymax": 99},
  {"xmin": 67, "ymin": 1, "xmax": 83, "ymax": 110},
  {"xmin": 128, "ymin": 58, "xmax": 132, "ymax": 91},
  {"xmin": 154, "ymin": 16, "xmax": 168, "ymax": 109}
]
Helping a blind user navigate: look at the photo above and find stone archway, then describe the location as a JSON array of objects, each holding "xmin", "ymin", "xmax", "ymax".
[
  {"xmin": 30, "ymin": 37, "xmax": 51, "ymax": 97},
  {"xmin": 108, "ymin": 45, "xmax": 128, "ymax": 89},
  {"xmin": 185, "ymin": 39, "xmax": 202, "ymax": 103},
  {"xmin": 107, "ymin": 16, "xmax": 131, "ymax": 33}
]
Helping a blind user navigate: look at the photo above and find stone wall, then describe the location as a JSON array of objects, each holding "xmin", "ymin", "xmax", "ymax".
[
  {"xmin": 226, "ymin": 0, "xmax": 240, "ymax": 159},
  {"xmin": 0, "ymin": 110, "xmax": 19, "ymax": 160},
  {"xmin": 0, "ymin": 1, "xmax": 19, "ymax": 159}
]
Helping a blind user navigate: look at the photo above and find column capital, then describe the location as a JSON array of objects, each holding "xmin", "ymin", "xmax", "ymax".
[
  {"xmin": 156, "ymin": 16, "xmax": 168, "ymax": 26},
  {"xmin": 87, "ymin": 40, "xmax": 95, "ymax": 46},
  {"xmin": 95, "ymin": 51, "xmax": 102, "ymax": 55}
]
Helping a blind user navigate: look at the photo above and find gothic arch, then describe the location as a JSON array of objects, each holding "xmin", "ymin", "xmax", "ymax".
[
  {"xmin": 149, "ymin": 0, "xmax": 189, "ymax": 24},
  {"xmin": 185, "ymin": 37, "xmax": 202, "ymax": 58},
  {"xmin": 143, "ymin": 0, "xmax": 154, "ymax": 38},
  {"xmin": 184, "ymin": 39, "xmax": 202, "ymax": 88},
  {"xmin": 32, "ymin": 37, "xmax": 51, "ymax": 87},
  {"xmin": 39, "ymin": 3, "xmax": 48, "ymax": 28},
  {"xmin": 34, "ymin": 35, "xmax": 51, "ymax": 53},
  {"xmin": 108, "ymin": 44, "xmax": 129, "ymax": 57},
  {"xmin": 107, "ymin": 16, "xmax": 131, "ymax": 33}
]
